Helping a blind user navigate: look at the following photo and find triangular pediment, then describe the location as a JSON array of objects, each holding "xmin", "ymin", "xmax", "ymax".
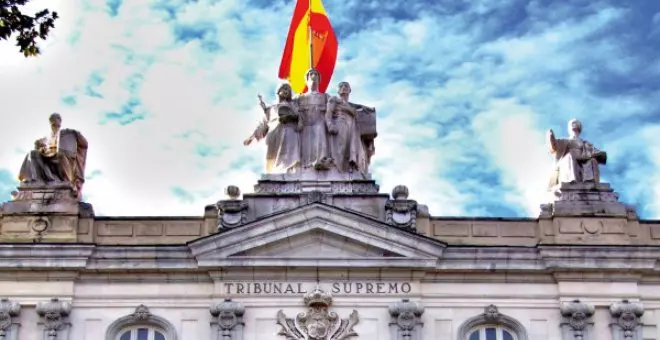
[
  {"xmin": 231, "ymin": 229, "xmax": 404, "ymax": 258},
  {"xmin": 188, "ymin": 203, "xmax": 445, "ymax": 269}
]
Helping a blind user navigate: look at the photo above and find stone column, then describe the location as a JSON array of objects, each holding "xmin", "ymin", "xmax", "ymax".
[
  {"xmin": 560, "ymin": 299, "xmax": 595, "ymax": 340},
  {"xmin": 36, "ymin": 298, "xmax": 71, "ymax": 340},
  {"xmin": 388, "ymin": 299, "xmax": 424, "ymax": 340},
  {"xmin": 0, "ymin": 298, "xmax": 21, "ymax": 340},
  {"xmin": 609, "ymin": 300, "xmax": 644, "ymax": 340},
  {"xmin": 210, "ymin": 299, "xmax": 245, "ymax": 340}
]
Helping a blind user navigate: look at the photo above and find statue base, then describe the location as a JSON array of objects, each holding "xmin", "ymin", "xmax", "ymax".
[
  {"xmin": 538, "ymin": 182, "xmax": 641, "ymax": 245},
  {"xmin": 4, "ymin": 182, "xmax": 82, "ymax": 215},
  {"xmin": 252, "ymin": 167, "xmax": 380, "ymax": 194},
  {"xmin": 0, "ymin": 182, "xmax": 93, "ymax": 243},
  {"xmin": 540, "ymin": 182, "xmax": 635, "ymax": 218}
]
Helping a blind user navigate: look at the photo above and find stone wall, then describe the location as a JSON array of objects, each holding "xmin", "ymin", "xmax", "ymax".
[{"xmin": 1, "ymin": 279, "xmax": 658, "ymax": 339}]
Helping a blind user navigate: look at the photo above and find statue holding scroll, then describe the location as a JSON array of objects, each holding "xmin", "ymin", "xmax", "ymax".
[
  {"xmin": 244, "ymin": 83, "xmax": 302, "ymax": 173},
  {"xmin": 18, "ymin": 113, "xmax": 88, "ymax": 199},
  {"xmin": 547, "ymin": 118, "xmax": 606, "ymax": 190}
]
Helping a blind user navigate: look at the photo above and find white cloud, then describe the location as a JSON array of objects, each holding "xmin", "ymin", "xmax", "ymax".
[{"xmin": 1, "ymin": 0, "xmax": 658, "ymax": 218}]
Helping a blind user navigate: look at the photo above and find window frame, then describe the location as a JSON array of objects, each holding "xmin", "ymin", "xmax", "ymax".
[
  {"xmin": 105, "ymin": 305, "xmax": 178, "ymax": 340},
  {"xmin": 457, "ymin": 305, "xmax": 528, "ymax": 340},
  {"xmin": 467, "ymin": 325, "xmax": 518, "ymax": 340},
  {"xmin": 116, "ymin": 326, "xmax": 167, "ymax": 340}
]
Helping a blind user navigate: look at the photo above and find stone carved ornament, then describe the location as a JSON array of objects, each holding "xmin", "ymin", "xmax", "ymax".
[
  {"xmin": 0, "ymin": 298, "xmax": 20, "ymax": 339},
  {"xmin": 132, "ymin": 304, "xmax": 151, "ymax": 321},
  {"xmin": 610, "ymin": 300, "xmax": 644, "ymax": 340},
  {"xmin": 389, "ymin": 299, "xmax": 424, "ymax": 340},
  {"xmin": 560, "ymin": 299, "xmax": 595, "ymax": 340},
  {"xmin": 210, "ymin": 299, "xmax": 245, "ymax": 339},
  {"xmin": 277, "ymin": 288, "xmax": 359, "ymax": 340},
  {"xmin": 385, "ymin": 185, "xmax": 418, "ymax": 230},
  {"xmin": 216, "ymin": 186, "xmax": 248, "ymax": 229},
  {"xmin": 36, "ymin": 298, "xmax": 71, "ymax": 340}
]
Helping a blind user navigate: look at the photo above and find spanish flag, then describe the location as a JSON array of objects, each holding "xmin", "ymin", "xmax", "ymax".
[{"xmin": 278, "ymin": 0, "xmax": 338, "ymax": 94}]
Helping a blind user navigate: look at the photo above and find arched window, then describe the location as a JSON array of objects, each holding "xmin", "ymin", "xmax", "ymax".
[
  {"xmin": 458, "ymin": 305, "xmax": 528, "ymax": 340},
  {"xmin": 117, "ymin": 326, "xmax": 167, "ymax": 340},
  {"xmin": 467, "ymin": 325, "xmax": 517, "ymax": 340},
  {"xmin": 106, "ymin": 305, "xmax": 177, "ymax": 340}
]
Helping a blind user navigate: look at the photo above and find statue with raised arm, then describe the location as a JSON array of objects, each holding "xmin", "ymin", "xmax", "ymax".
[
  {"xmin": 244, "ymin": 83, "xmax": 302, "ymax": 173},
  {"xmin": 326, "ymin": 82, "xmax": 368, "ymax": 173},
  {"xmin": 18, "ymin": 113, "xmax": 88, "ymax": 199},
  {"xmin": 547, "ymin": 119, "xmax": 607, "ymax": 191},
  {"xmin": 295, "ymin": 69, "xmax": 333, "ymax": 170}
]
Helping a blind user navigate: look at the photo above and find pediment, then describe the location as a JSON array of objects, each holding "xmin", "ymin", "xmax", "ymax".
[{"xmin": 188, "ymin": 203, "xmax": 445, "ymax": 269}]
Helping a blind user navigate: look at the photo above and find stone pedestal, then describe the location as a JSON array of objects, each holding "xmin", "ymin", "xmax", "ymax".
[
  {"xmin": 542, "ymin": 183, "xmax": 633, "ymax": 218},
  {"xmin": 0, "ymin": 183, "xmax": 91, "ymax": 243},
  {"xmin": 253, "ymin": 168, "xmax": 380, "ymax": 194},
  {"xmin": 240, "ymin": 169, "xmax": 388, "ymax": 223},
  {"xmin": 539, "ymin": 183, "xmax": 640, "ymax": 245}
]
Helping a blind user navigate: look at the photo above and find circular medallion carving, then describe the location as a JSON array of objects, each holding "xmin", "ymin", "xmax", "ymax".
[{"xmin": 31, "ymin": 217, "xmax": 50, "ymax": 233}]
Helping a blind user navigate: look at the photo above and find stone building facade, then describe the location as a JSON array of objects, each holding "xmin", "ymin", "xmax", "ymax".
[{"xmin": 0, "ymin": 171, "xmax": 659, "ymax": 340}]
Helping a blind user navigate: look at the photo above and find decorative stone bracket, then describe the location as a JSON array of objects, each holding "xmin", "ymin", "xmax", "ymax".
[
  {"xmin": 216, "ymin": 186, "xmax": 248, "ymax": 230},
  {"xmin": 210, "ymin": 299, "xmax": 245, "ymax": 340},
  {"xmin": 0, "ymin": 298, "xmax": 21, "ymax": 340},
  {"xmin": 385, "ymin": 185, "xmax": 418, "ymax": 231},
  {"xmin": 560, "ymin": 299, "xmax": 595, "ymax": 340},
  {"xmin": 610, "ymin": 300, "xmax": 644, "ymax": 340},
  {"xmin": 388, "ymin": 299, "xmax": 424, "ymax": 340},
  {"xmin": 36, "ymin": 298, "xmax": 71, "ymax": 340}
]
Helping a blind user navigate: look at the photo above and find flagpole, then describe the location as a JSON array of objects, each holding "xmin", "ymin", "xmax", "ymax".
[{"xmin": 308, "ymin": 0, "xmax": 313, "ymax": 70}]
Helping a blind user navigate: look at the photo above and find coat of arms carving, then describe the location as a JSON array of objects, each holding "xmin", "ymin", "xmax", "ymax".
[{"xmin": 277, "ymin": 288, "xmax": 359, "ymax": 340}]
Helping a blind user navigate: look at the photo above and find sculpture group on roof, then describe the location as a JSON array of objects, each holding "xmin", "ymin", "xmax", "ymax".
[
  {"xmin": 243, "ymin": 68, "xmax": 377, "ymax": 177},
  {"xmin": 10, "ymin": 72, "xmax": 615, "ymax": 213}
]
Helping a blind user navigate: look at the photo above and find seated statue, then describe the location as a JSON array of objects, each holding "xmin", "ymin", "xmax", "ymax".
[
  {"xmin": 547, "ymin": 118, "xmax": 606, "ymax": 191},
  {"xmin": 18, "ymin": 113, "xmax": 88, "ymax": 199}
]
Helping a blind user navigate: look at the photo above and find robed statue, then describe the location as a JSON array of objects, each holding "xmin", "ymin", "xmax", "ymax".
[
  {"xmin": 295, "ymin": 69, "xmax": 334, "ymax": 170},
  {"xmin": 244, "ymin": 83, "xmax": 302, "ymax": 173},
  {"xmin": 18, "ymin": 113, "xmax": 88, "ymax": 199},
  {"xmin": 326, "ymin": 81, "xmax": 369, "ymax": 174},
  {"xmin": 547, "ymin": 118, "xmax": 606, "ymax": 190}
]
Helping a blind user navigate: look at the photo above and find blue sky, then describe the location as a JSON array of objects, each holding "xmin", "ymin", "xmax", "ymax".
[{"xmin": 1, "ymin": 0, "xmax": 660, "ymax": 217}]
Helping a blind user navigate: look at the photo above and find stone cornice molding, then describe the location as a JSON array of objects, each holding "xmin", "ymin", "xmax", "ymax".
[
  {"xmin": 0, "ymin": 241, "xmax": 657, "ymax": 276},
  {"xmin": 0, "ymin": 244, "xmax": 93, "ymax": 269}
]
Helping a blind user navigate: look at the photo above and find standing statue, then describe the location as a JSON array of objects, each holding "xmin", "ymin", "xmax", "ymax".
[
  {"xmin": 349, "ymin": 89, "xmax": 377, "ymax": 169},
  {"xmin": 295, "ymin": 69, "xmax": 333, "ymax": 170},
  {"xmin": 244, "ymin": 83, "xmax": 302, "ymax": 173},
  {"xmin": 18, "ymin": 113, "xmax": 88, "ymax": 199},
  {"xmin": 326, "ymin": 82, "xmax": 367, "ymax": 173},
  {"xmin": 547, "ymin": 118, "xmax": 607, "ymax": 190}
]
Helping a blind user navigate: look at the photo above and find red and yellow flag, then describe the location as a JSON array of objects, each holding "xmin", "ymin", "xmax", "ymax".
[{"xmin": 278, "ymin": 0, "xmax": 338, "ymax": 94}]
